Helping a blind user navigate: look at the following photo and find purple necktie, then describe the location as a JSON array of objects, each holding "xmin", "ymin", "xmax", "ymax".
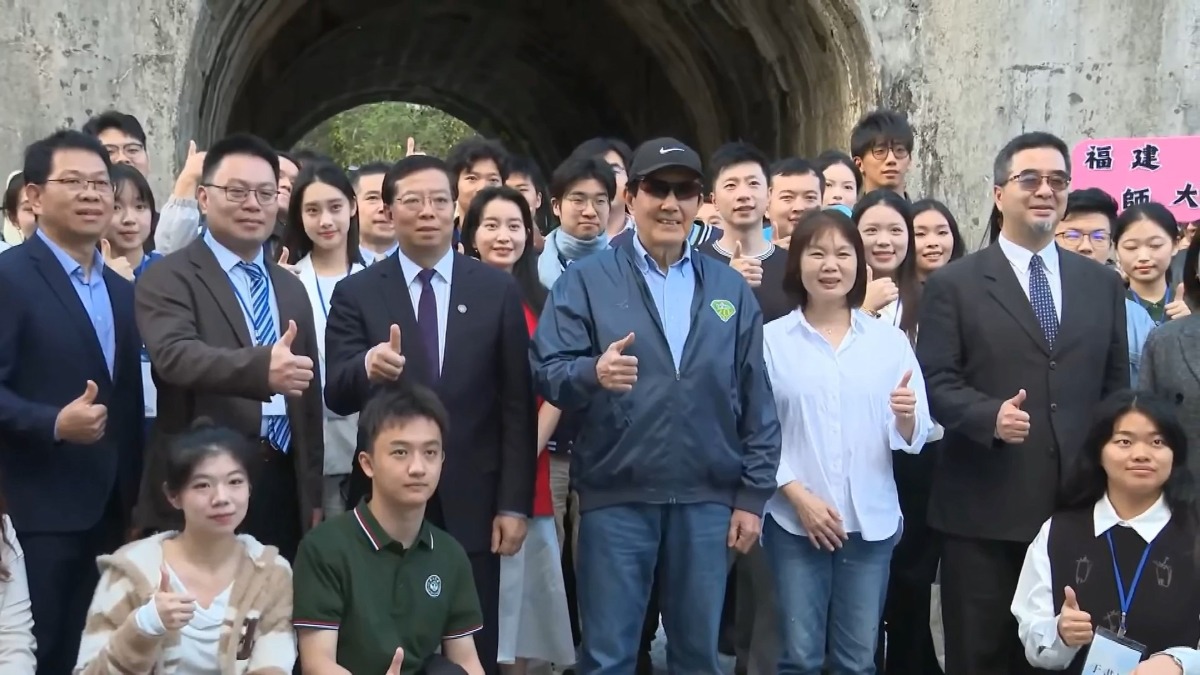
[{"xmin": 416, "ymin": 268, "xmax": 440, "ymax": 378}]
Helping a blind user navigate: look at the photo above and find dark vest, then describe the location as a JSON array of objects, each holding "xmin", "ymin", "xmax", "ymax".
[{"xmin": 1048, "ymin": 507, "xmax": 1200, "ymax": 674}]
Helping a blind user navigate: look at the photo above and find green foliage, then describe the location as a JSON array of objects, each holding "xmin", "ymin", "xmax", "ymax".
[{"xmin": 296, "ymin": 102, "xmax": 476, "ymax": 167}]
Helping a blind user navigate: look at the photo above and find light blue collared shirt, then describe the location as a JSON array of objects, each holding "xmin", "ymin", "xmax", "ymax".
[
  {"xmin": 395, "ymin": 247, "xmax": 455, "ymax": 374},
  {"xmin": 37, "ymin": 230, "xmax": 115, "ymax": 376},
  {"xmin": 361, "ymin": 242, "xmax": 399, "ymax": 266},
  {"xmin": 631, "ymin": 233, "xmax": 694, "ymax": 371},
  {"xmin": 1126, "ymin": 298, "xmax": 1156, "ymax": 387},
  {"xmin": 203, "ymin": 231, "xmax": 281, "ymax": 436}
]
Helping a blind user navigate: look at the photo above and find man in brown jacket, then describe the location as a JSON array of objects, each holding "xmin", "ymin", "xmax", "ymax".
[{"xmin": 135, "ymin": 133, "xmax": 323, "ymax": 560}]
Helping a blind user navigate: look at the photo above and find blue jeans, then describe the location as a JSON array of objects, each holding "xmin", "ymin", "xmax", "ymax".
[
  {"xmin": 763, "ymin": 514, "xmax": 899, "ymax": 675},
  {"xmin": 576, "ymin": 502, "xmax": 732, "ymax": 674}
]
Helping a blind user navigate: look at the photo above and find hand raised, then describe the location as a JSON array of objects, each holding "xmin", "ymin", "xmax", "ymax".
[
  {"xmin": 55, "ymin": 380, "xmax": 107, "ymax": 444},
  {"xmin": 889, "ymin": 369, "xmax": 916, "ymax": 419},
  {"xmin": 366, "ymin": 324, "xmax": 406, "ymax": 384},
  {"xmin": 268, "ymin": 320, "xmax": 315, "ymax": 396},
  {"xmin": 729, "ymin": 241, "xmax": 763, "ymax": 287},
  {"xmin": 1166, "ymin": 282, "xmax": 1191, "ymax": 320},
  {"xmin": 385, "ymin": 648, "xmax": 405, "ymax": 675},
  {"xmin": 99, "ymin": 240, "xmax": 135, "ymax": 281},
  {"xmin": 276, "ymin": 247, "xmax": 298, "ymax": 274},
  {"xmin": 862, "ymin": 266, "xmax": 899, "ymax": 313},
  {"xmin": 1056, "ymin": 586, "xmax": 1093, "ymax": 647},
  {"xmin": 154, "ymin": 566, "xmax": 196, "ymax": 632},
  {"xmin": 596, "ymin": 332, "xmax": 637, "ymax": 392},
  {"xmin": 995, "ymin": 389, "xmax": 1031, "ymax": 443}
]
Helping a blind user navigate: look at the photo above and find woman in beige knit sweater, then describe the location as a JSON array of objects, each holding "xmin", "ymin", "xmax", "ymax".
[{"xmin": 73, "ymin": 422, "xmax": 296, "ymax": 674}]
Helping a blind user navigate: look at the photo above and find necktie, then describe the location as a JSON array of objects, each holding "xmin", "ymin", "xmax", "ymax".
[
  {"xmin": 1028, "ymin": 254, "xmax": 1059, "ymax": 348},
  {"xmin": 237, "ymin": 262, "xmax": 292, "ymax": 452},
  {"xmin": 416, "ymin": 268, "xmax": 440, "ymax": 378}
]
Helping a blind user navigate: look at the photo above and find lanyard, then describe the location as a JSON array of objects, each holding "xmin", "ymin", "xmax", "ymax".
[
  {"xmin": 228, "ymin": 267, "xmax": 274, "ymax": 346},
  {"xmin": 1105, "ymin": 530, "xmax": 1153, "ymax": 636}
]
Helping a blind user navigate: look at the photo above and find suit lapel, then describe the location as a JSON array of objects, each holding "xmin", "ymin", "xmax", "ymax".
[
  {"xmin": 26, "ymin": 236, "xmax": 112, "ymax": 379},
  {"xmin": 187, "ymin": 240, "xmax": 252, "ymax": 348},
  {"xmin": 1179, "ymin": 322, "xmax": 1200, "ymax": 390},
  {"xmin": 375, "ymin": 258, "xmax": 432, "ymax": 383},
  {"xmin": 443, "ymin": 254, "xmax": 476, "ymax": 390},
  {"xmin": 981, "ymin": 244, "xmax": 1050, "ymax": 355}
]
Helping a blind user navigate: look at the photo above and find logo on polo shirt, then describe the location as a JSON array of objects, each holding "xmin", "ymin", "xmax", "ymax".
[
  {"xmin": 711, "ymin": 299, "xmax": 736, "ymax": 323},
  {"xmin": 425, "ymin": 574, "xmax": 442, "ymax": 598}
]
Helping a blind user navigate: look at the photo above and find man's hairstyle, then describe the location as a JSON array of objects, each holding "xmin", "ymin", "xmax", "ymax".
[
  {"xmin": 707, "ymin": 142, "xmax": 770, "ymax": 188},
  {"xmin": 23, "ymin": 130, "xmax": 112, "ymax": 185},
  {"xmin": 507, "ymin": 155, "xmax": 545, "ymax": 187},
  {"xmin": 986, "ymin": 131, "xmax": 1071, "ymax": 244},
  {"xmin": 1065, "ymin": 188, "xmax": 1119, "ymax": 233},
  {"xmin": 549, "ymin": 157, "xmax": 616, "ymax": 201},
  {"xmin": 849, "ymin": 110, "xmax": 915, "ymax": 160},
  {"xmin": 359, "ymin": 385, "xmax": 450, "ymax": 453},
  {"xmin": 349, "ymin": 161, "xmax": 393, "ymax": 192},
  {"xmin": 381, "ymin": 155, "xmax": 456, "ymax": 206},
  {"xmin": 782, "ymin": 208, "xmax": 868, "ymax": 309},
  {"xmin": 81, "ymin": 110, "xmax": 147, "ymax": 145},
  {"xmin": 569, "ymin": 137, "xmax": 634, "ymax": 172},
  {"xmin": 445, "ymin": 136, "xmax": 510, "ymax": 183},
  {"xmin": 769, "ymin": 157, "xmax": 824, "ymax": 196},
  {"xmin": 200, "ymin": 134, "xmax": 280, "ymax": 184},
  {"xmin": 289, "ymin": 148, "xmax": 334, "ymax": 169}
]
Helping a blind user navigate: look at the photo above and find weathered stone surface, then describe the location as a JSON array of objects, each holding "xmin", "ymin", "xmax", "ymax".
[{"xmin": 0, "ymin": 0, "xmax": 1195, "ymax": 242}]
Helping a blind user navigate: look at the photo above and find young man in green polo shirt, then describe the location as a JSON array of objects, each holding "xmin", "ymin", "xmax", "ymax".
[{"xmin": 293, "ymin": 386, "xmax": 485, "ymax": 675}]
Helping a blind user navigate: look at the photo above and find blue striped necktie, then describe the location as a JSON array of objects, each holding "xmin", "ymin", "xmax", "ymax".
[{"xmin": 238, "ymin": 262, "xmax": 292, "ymax": 453}]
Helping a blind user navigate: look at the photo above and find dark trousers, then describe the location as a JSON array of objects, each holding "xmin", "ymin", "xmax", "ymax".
[
  {"xmin": 25, "ymin": 492, "xmax": 124, "ymax": 675},
  {"xmin": 940, "ymin": 534, "xmax": 1038, "ymax": 675},
  {"xmin": 240, "ymin": 440, "xmax": 301, "ymax": 562}
]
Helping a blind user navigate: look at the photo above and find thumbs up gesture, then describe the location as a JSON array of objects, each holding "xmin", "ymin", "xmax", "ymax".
[
  {"xmin": 268, "ymin": 320, "xmax": 315, "ymax": 396},
  {"xmin": 99, "ymin": 239, "xmax": 135, "ymax": 281},
  {"xmin": 995, "ymin": 389, "xmax": 1031, "ymax": 443},
  {"xmin": 862, "ymin": 266, "xmax": 900, "ymax": 313},
  {"xmin": 1056, "ymin": 586, "xmax": 1093, "ymax": 648},
  {"xmin": 729, "ymin": 241, "xmax": 763, "ymax": 287},
  {"xmin": 54, "ymin": 380, "xmax": 108, "ymax": 444},
  {"xmin": 384, "ymin": 647, "xmax": 405, "ymax": 675},
  {"xmin": 366, "ymin": 324, "xmax": 407, "ymax": 384},
  {"xmin": 596, "ymin": 333, "xmax": 638, "ymax": 392},
  {"xmin": 405, "ymin": 137, "xmax": 425, "ymax": 157},
  {"xmin": 1165, "ymin": 282, "xmax": 1191, "ymax": 320},
  {"xmin": 153, "ymin": 565, "xmax": 197, "ymax": 632},
  {"xmin": 889, "ymin": 370, "xmax": 917, "ymax": 419},
  {"xmin": 276, "ymin": 246, "xmax": 298, "ymax": 275}
]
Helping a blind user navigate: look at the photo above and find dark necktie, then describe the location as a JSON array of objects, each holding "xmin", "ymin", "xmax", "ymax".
[
  {"xmin": 1029, "ymin": 254, "xmax": 1059, "ymax": 348},
  {"xmin": 416, "ymin": 268, "xmax": 440, "ymax": 378}
]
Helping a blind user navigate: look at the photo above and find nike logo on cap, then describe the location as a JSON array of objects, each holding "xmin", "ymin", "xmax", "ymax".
[{"xmin": 659, "ymin": 147, "xmax": 684, "ymax": 154}]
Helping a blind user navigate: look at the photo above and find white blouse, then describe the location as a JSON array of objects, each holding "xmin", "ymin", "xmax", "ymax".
[
  {"xmin": 0, "ymin": 516, "xmax": 35, "ymax": 671},
  {"xmin": 134, "ymin": 565, "xmax": 232, "ymax": 674},
  {"xmin": 762, "ymin": 309, "xmax": 931, "ymax": 541}
]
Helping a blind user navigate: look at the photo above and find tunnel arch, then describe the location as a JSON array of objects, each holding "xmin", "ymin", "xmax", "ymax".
[{"xmin": 180, "ymin": 0, "xmax": 878, "ymax": 169}]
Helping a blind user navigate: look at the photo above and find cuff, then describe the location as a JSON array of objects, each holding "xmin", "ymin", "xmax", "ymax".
[
  {"xmin": 134, "ymin": 597, "xmax": 166, "ymax": 637},
  {"xmin": 733, "ymin": 486, "xmax": 771, "ymax": 517},
  {"xmin": 1160, "ymin": 648, "xmax": 1197, "ymax": 674},
  {"xmin": 1027, "ymin": 615, "xmax": 1080, "ymax": 669}
]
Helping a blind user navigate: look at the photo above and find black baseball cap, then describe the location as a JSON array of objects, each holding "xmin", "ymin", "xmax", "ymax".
[{"xmin": 629, "ymin": 137, "xmax": 703, "ymax": 180}]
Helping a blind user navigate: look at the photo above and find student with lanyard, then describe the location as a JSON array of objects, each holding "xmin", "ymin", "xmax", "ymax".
[
  {"xmin": 1012, "ymin": 391, "xmax": 1200, "ymax": 674},
  {"xmin": 1114, "ymin": 202, "xmax": 1191, "ymax": 325},
  {"xmin": 853, "ymin": 189, "xmax": 922, "ymax": 340},
  {"xmin": 278, "ymin": 162, "xmax": 365, "ymax": 519}
]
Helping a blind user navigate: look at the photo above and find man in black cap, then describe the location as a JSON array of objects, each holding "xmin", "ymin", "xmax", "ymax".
[
  {"xmin": 531, "ymin": 137, "xmax": 782, "ymax": 674},
  {"xmin": 609, "ymin": 138, "xmax": 723, "ymax": 250}
]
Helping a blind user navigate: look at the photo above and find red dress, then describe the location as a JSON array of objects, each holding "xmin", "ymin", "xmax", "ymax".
[{"xmin": 523, "ymin": 304, "xmax": 555, "ymax": 518}]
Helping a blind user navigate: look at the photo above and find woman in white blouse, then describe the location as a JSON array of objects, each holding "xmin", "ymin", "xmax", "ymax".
[
  {"xmin": 0, "ymin": 498, "xmax": 35, "ymax": 671},
  {"xmin": 279, "ymin": 162, "xmax": 366, "ymax": 517},
  {"xmin": 761, "ymin": 208, "xmax": 931, "ymax": 674}
]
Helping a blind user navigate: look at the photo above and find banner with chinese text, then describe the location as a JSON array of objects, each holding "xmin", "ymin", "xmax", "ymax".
[{"xmin": 1071, "ymin": 136, "xmax": 1200, "ymax": 222}]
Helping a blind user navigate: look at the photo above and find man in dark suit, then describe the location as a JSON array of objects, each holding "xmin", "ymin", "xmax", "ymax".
[
  {"xmin": 916, "ymin": 131, "xmax": 1128, "ymax": 675},
  {"xmin": 135, "ymin": 134, "xmax": 323, "ymax": 561},
  {"xmin": 0, "ymin": 130, "xmax": 144, "ymax": 675},
  {"xmin": 324, "ymin": 154, "xmax": 537, "ymax": 674}
]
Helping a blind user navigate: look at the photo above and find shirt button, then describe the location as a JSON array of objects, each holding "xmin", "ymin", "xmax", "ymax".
[
  {"xmin": 1050, "ymin": 403, "xmax": 1058, "ymax": 412},
  {"xmin": 1049, "ymin": 361, "xmax": 1057, "ymax": 369}
]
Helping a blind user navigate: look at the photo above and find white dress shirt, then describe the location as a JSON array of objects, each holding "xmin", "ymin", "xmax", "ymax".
[
  {"xmin": 0, "ymin": 516, "xmax": 35, "ymax": 671},
  {"xmin": 1012, "ymin": 494, "xmax": 1172, "ymax": 669},
  {"xmin": 395, "ymin": 247, "xmax": 455, "ymax": 375},
  {"xmin": 997, "ymin": 233, "xmax": 1063, "ymax": 321},
  {"xmin": 876, "ymin": 299, "xmax": 943, "ymax": 442},
  {"xmin": 763, "ymin": 309, "xmax": 932, "ymax": 541}
]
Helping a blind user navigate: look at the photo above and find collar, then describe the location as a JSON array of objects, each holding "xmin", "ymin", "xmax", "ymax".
[
  {"xmin": 352, "ymin": 500, "xmax": 434, "ymax": 552},
  {"xmin": 632, "ymin": 229, "xmax": 691, "ymax": 274},
  {"xmin": 36, "ymin": 229, "xmax": 105, "ymax": 279},
  {"xmin": 783, "ymin": 307, "xmax": 869, "ymax": 337},
  {"xmin": 396, "ymin": 247, "xmax": 454, "ymax": 286},
  {"xmin": 203, "ymin": 229, "xmax": 265, "ymax": 274},
  {"xmin": 362, "ymin": 242, "xmax": 399, "ymax": 262},
  {"xmin": 1093, "ymin": 493, "xmax": 1171, "ymax": 542},
  {"xmin": 997, "ymin": 232, "xmax": 1059, "ymax": 278},
  {"xmin": 712, "ymin": 236, "xmax": 774, "ymax": 261}
]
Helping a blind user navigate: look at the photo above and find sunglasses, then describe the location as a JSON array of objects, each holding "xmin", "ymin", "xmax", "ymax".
[{"xmin": 637, "ymin": 177, "xmax": 703, "ymax": 201}]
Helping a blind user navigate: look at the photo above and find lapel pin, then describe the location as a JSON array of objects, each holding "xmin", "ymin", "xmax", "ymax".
[{"xmin": 457, "ymin": 304, "xmax": 467, "ymax": 314}]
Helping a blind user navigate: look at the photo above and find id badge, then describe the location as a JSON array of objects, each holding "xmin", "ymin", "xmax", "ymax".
[{"xmin": 1082, "ymin": 627, "xmax": 1146, "ymax": 675}]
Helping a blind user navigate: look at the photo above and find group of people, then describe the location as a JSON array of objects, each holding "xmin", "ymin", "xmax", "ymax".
[{"xmin": 0, "ymin": 103, "xmax": 1199, "ymax": 675}]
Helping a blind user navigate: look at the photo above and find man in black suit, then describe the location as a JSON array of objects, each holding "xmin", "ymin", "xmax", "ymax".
[
  {"xmin": 324, "ymin": 154, "xmax": 537, "ymax": 674},
  {"xmin": 916, "ymin": 131, "xmax": 1128, "ymax": 675},
  {"xmin": 0, "ymin": 130, "xmax": 144, "ymax": 675}
]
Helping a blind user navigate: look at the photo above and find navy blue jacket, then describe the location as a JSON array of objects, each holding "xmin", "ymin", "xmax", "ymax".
[{"xmin": 530, "ymin": 237, "xmax": 781, "ymax": 515}]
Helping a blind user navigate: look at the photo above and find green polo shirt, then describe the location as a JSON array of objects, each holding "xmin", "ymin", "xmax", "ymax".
[{"xmin": 292, "ymin": 500, "xmax": 483, "ymax": 674}]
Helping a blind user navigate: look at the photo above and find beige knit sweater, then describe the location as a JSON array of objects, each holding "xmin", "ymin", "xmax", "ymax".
[{"xmin": 73, "ymin": 532, "xmax": 295, "ymax": 674}]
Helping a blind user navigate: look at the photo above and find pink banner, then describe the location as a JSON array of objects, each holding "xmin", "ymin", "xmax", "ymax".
[{"xmin": 1070, "ymin": 136, "xmax": 1200, "ymax": 223}]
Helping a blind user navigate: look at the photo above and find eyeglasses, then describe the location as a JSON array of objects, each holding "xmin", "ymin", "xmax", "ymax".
[
  {"xmin": 564, "ymin": 193, "xmax": 611, "ymax": 210},
  {"xmin": 47, "ymin": 178, "xmax": 113, "ymax": 194},
  {"xmin": 1006, "ymin": 171, "xmax": 1070, "ymax": 192},
  {"xmin": 1057, "ymin": 229, "xmax": 1110, "ymax": 244},
  {"xmin": 396, "ymin": 194, "xmax": 454, "ymax": 211},
  {"xmin": 636, "ymin": 177, "xmax": 703, "ymax": 201},
  {"xmin": 103, "ymin": 143, "xmax": 145, "ymax": 158},
  {"xmin": 204, "ymin": 184, "xmax": 279, "ymax": 205},
  {"xmin": 869, "ymin": 144, "xmax": 911, "ymax": 160}
]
